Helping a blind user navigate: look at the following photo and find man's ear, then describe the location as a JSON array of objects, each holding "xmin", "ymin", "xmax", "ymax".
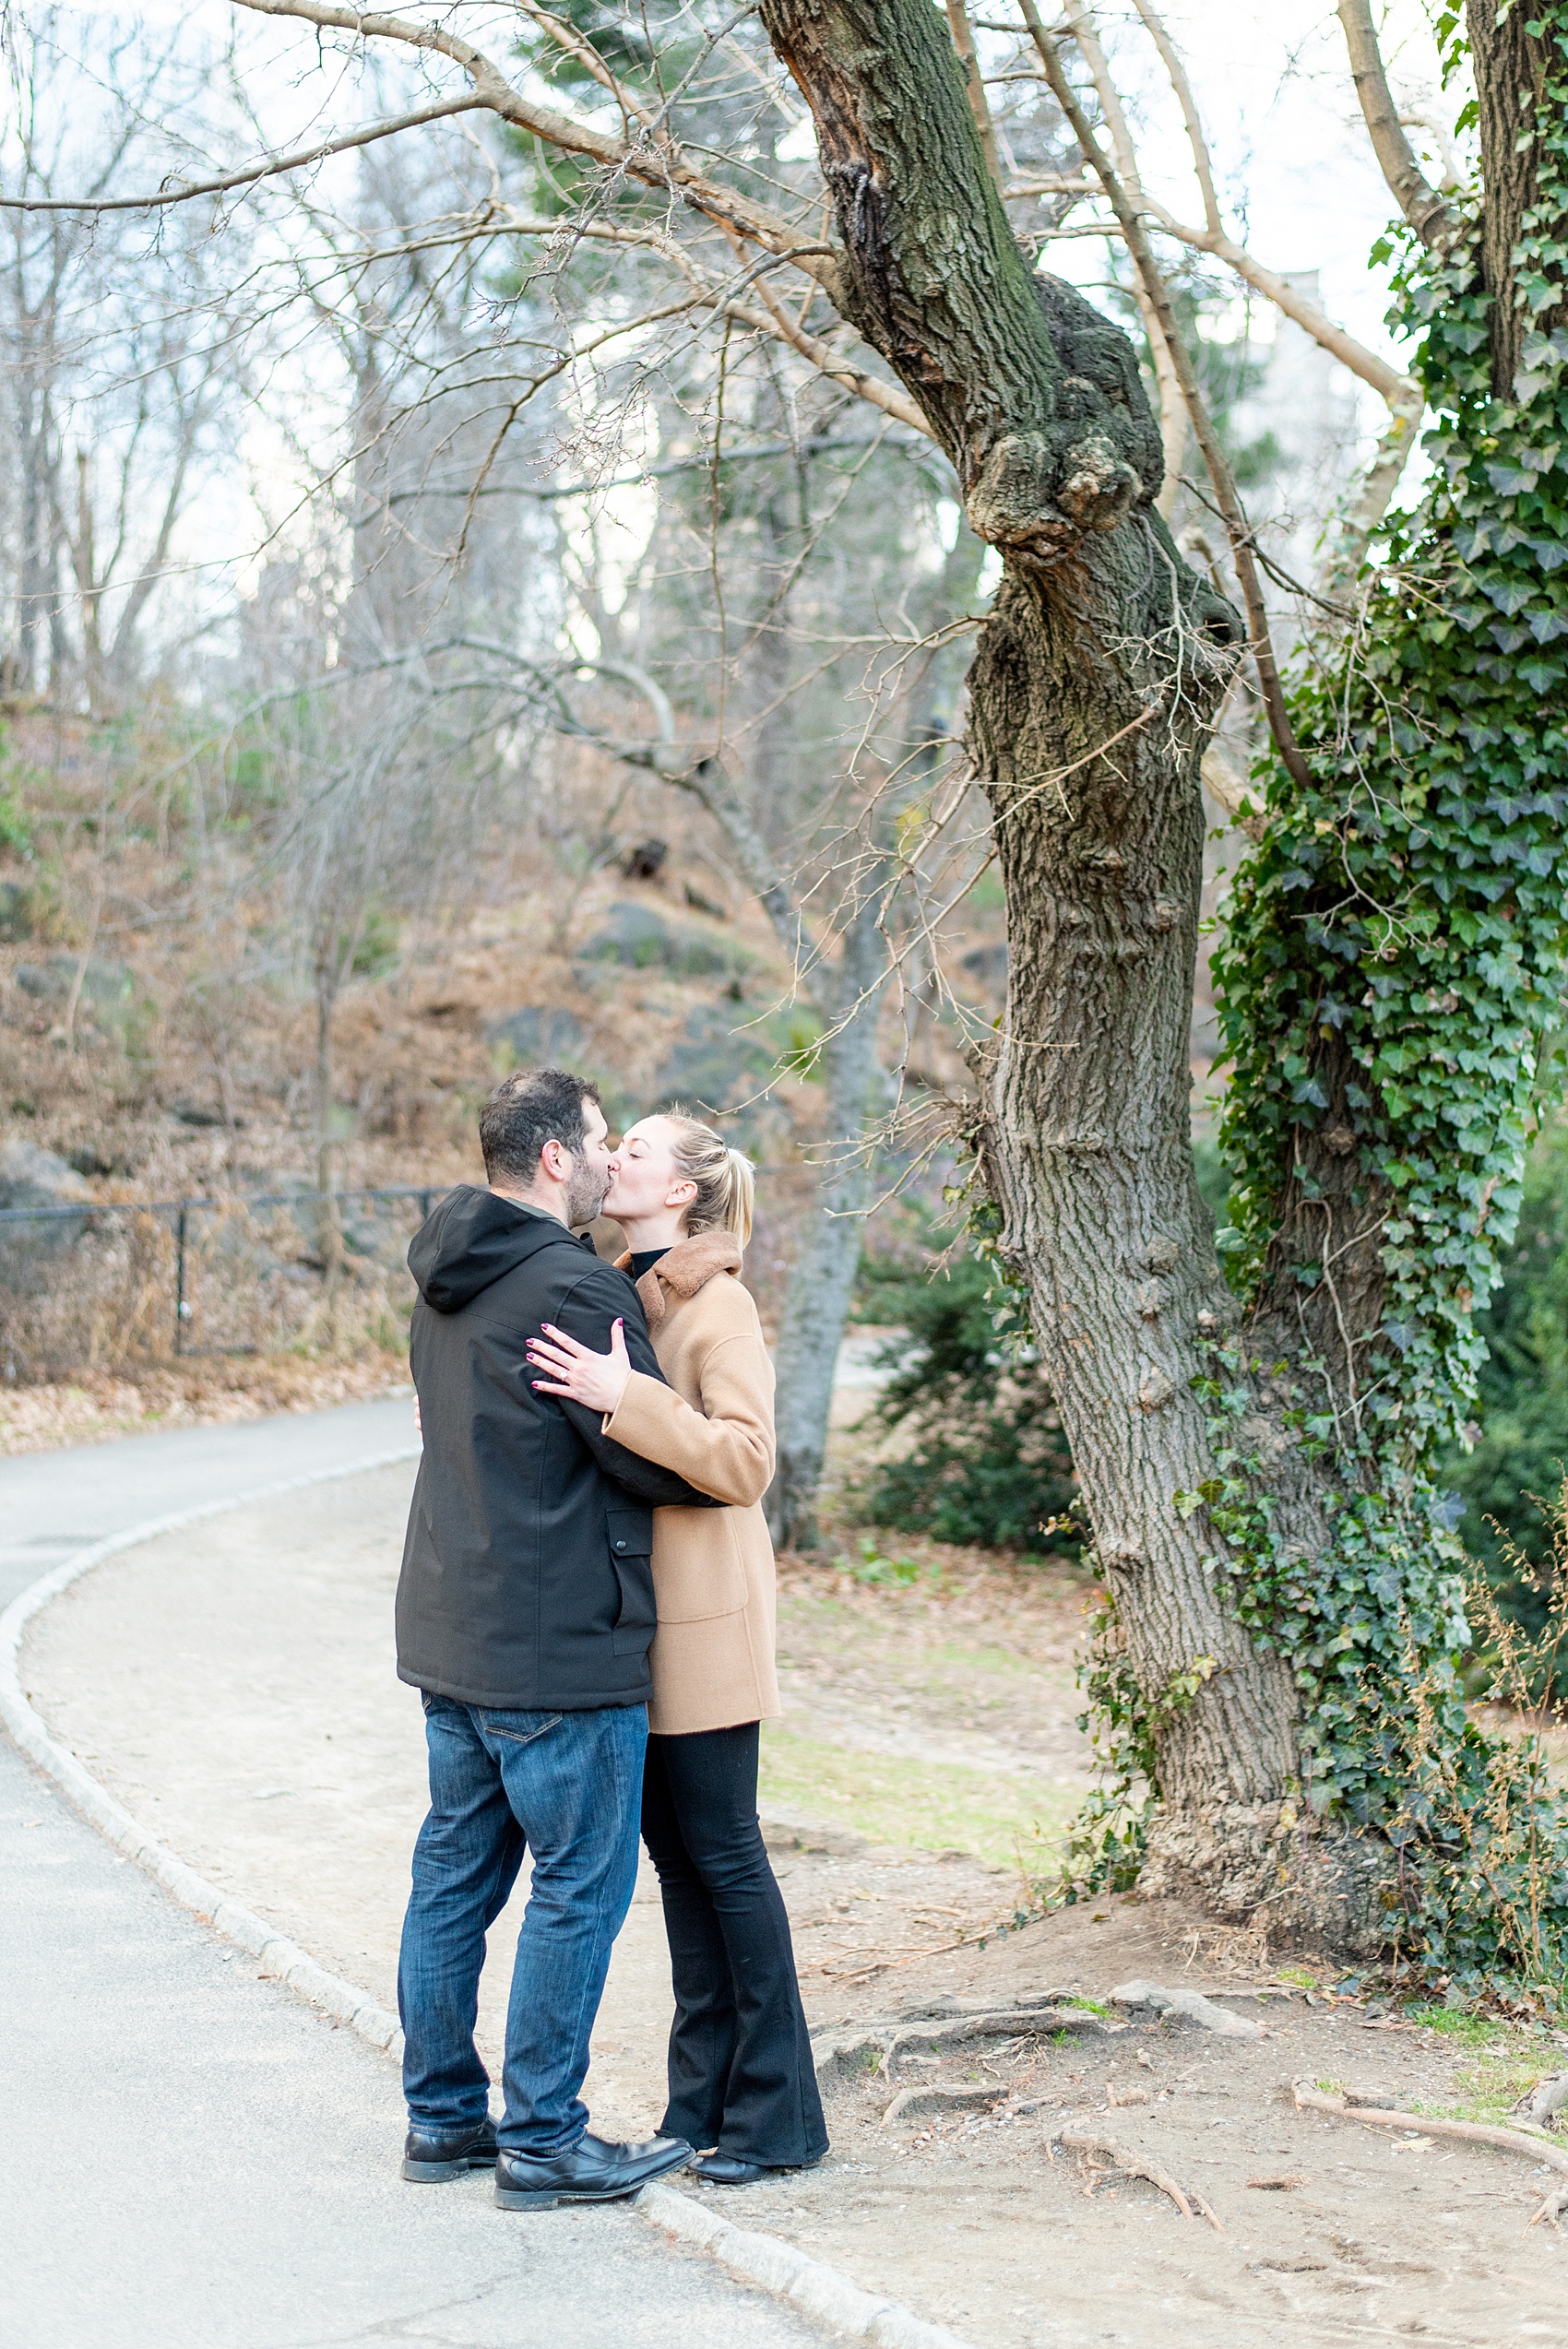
[{"xmin": 538, "ymin": 1137, "xmax": 568, "ymax": 1182}]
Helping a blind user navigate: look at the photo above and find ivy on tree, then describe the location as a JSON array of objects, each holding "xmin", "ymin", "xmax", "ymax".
[{"xmin": 1203, "ymin": 2, "xmax": 1568, "ymax": 1988}]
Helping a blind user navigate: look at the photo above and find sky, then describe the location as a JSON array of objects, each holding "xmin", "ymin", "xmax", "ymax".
[
  {"xmin": 36, "ymin": 1, "xmax": 1465, "ymax": 608},
  {"xmin": 49, "ymin": 0, "xmax": 1460, "ymax": 364},
  {"xmin": 1078, "ymin": 0, "xmax": 1457, "ymax": 363}
]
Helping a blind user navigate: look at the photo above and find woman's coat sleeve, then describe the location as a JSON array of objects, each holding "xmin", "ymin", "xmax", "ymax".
[{"xmin": 601, "ymin": 1332, "xmax": 775, "ymax": 1507}]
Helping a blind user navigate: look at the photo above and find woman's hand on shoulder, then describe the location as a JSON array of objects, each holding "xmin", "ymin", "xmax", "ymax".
[{"xmin": 527, "ymin": 1318, "xmax": 633, "ymax": 1415}]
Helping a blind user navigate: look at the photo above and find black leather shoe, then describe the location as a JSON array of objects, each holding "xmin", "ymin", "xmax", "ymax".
[
  {"xmin": 691, "ymin": 2151, "xmax": 824, "ymax": 2185},
  {"xmin": 402, "ymin": 2114, "xmax": 498, "ymax": 2182},
  {"xmin": 493, "ymin": 2131, "xmax": 692, "ymax": 2211}
]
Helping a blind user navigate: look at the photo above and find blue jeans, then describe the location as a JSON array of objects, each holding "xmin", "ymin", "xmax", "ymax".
[{"xmin": 398, "ymin": 1695, "xmax": 648, "ymax": 2156}]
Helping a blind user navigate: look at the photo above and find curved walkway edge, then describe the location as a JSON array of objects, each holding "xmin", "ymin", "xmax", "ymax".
[
  {"xmin": 639, "ymin": 2184, "xmax": 971, "ymax": 2349},
  {"xmin": 0, "ymin": 1453, "xmax": 419, "ymax": 2050},
  {"xmin": 0, "ymin": 1442, "xmax": 973, "ymax": 2349}
]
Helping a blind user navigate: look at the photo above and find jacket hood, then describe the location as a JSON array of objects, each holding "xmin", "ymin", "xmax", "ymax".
[
  {"xmin": 410, "ymin": 1184, "xmax": 586, "ymax": 1313},
  {"xmin": 614, "ymin": 1230, "xmax": 742, "ymax": 1329}
]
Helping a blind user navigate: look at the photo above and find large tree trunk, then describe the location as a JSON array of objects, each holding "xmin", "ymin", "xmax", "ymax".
[
  {"xmin": 967, "ymin": 564, "xmax": 1311, "ymax": 1915},
  {"xmin": 758, "ymin": 0, "xmax": 1388, "ymax": 1931}
]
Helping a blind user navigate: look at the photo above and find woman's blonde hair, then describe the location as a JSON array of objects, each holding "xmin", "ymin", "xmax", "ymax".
[{"xmin": 665, "ymin": 1109, "xmax": 755, "ymax": 1246}]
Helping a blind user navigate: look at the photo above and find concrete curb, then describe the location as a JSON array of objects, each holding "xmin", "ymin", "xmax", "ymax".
[
  {"xmin": 640, "ymin": 2184, "xmax": 973, "ymax": 2349},
  {"xmin": 0, "ymin": 1448, "xmax": 980, "ymax": 2349}
]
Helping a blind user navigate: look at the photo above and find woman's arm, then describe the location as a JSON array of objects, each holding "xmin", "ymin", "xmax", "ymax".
[
  {"xmin": 606, "ymin": 1337, "xmax": 775, "ymax": 1507},
  {"xmin": 529, "ymin": 1278, "xmax": 725, "ymax": 1510},
  {"xmin": 528, "ymin": 1323, "xmax": 775, "ymax": 1507}
]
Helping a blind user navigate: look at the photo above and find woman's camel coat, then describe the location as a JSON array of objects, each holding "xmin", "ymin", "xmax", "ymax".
[{"xmin": 602, "ymin": 1231, "xmax": 781, "ymax": 1737}]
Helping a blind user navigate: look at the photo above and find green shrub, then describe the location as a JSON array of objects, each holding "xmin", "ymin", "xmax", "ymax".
[{"xmin": 856, "ymin": 1248, "xmax": 1081, "ymax": 1554}]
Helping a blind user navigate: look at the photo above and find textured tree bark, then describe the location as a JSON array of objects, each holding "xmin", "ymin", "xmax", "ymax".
[
  {"xmin": 1467, "ymin": 1, "xmax": 1566, "ymax": 395},
  {"xmin": 756, "ymin": 0, "xmax": 1387, "ymax": 1930}
]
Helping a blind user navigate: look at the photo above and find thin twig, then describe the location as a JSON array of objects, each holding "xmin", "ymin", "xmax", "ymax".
[{"xmin": 0, "ymin": 96, "xmax": 488, "ymax": 210}]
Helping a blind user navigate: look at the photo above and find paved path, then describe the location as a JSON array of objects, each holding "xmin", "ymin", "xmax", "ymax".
[
  {"xmin": 0, "ymin": 1394, "xmax": 419, "ymax": 1608},
  {"xmin": 0, "ymin": 1405, "xmax": 822, "ymax": 2349}
]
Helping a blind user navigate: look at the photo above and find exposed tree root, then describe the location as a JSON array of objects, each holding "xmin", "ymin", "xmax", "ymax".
[
  {"xmin": 1293, "ymin": 2082, "xmax": 1568, "ymax": 2228},
  {"xmin": 1530, "ymin": 2179, "xmax": 1568, "ymax": 2229},
  {"xmin": 878, "ymin": 2006, "xmax": 1109, "ymax": 2075},
  {"xmin": 1059, "ymin": 2126, "xmax": 1226, "ymax": 2233},
  {"xmin": 1513, "ymin": 2071, "xmax": 1568, "ymax": 2132}
]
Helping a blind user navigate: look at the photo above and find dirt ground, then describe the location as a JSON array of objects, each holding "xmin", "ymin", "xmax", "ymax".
[
  {"xmin": 764, "ymin": 1937, "xmax": 1568, "ymax": 2348},
  {"xmin": 20, "ymin": 1460, "xmax": 1568, "ymax": 2346}
]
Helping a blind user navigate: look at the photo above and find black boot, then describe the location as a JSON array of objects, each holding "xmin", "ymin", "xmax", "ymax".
[
  {"xmin": 402, "ymin": 2114, "xmax": 498, "ymax": 2182},
  {"xmin": 691, "ymin": 2150, "xmax": 824, "ymax": 2186},
  {"xmin": 493, "ymin": 2131, "xmax": 692, "ymax": 2211}
]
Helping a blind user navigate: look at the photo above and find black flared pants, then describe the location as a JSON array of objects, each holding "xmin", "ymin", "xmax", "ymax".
[{"xmin": 640, "ymin": 1724, "xmax": 827, "ymax": 2167}]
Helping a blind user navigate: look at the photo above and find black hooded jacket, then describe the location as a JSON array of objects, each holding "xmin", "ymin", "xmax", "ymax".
[{"xmin": 397, "ymin": 1184, "xmax": 717, "ymax": 1710}]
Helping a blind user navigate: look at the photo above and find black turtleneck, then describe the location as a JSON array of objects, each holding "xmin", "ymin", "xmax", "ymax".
[{"xmin": 630, "ymin": 1246, "xmax": 671, "ymax": 1282}]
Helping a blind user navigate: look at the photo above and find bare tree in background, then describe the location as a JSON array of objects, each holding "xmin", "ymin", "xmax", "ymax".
[
  {"xmin": 0, "ymin": 13, "xmax": 250, "ymax": 707},
  {"xmin": 506, "ymin": 305, "xmax": 989, "ymax": 1543}
]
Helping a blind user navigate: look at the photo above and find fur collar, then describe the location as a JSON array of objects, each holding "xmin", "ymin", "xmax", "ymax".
[{"xmin": 616, "ymin": 1231, "xmax": 742, "ymax": 1329}]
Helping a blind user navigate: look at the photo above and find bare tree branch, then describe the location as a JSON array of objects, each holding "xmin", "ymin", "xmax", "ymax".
[
  {"xmin": 1398, "ymin": 106, "xmax": 1463, "ymax": 193},
  {"xmin": 944, "ymin": 2, "xmax": 1004, "ymax": 189},
  {"xmin": 1126, "ymin": 0, "xmax": 1221, "ymax": 234},
  {"xmin": 1060, "ymin": 2, "xmax": 1422, "ymax": 559},
  {"xmin": 1021, "ymin": 0, "xmax": 1312, "ymax": 785},
  {"xmin": 724, "ymin": 274, "xmax": 932, "ymax": 437},
  {"xmin": 373, "ymin": 428, "xmax": 933, "ymax": 508},
  {"xmin": 226, "ymin": 0, "xmax": 842, "ymax": 291},
  {"xmin": 1137, "ymin": 196, "xmax": 1417, "ymax": 409},
  {"xmin": 1337, "ymin": 0, "xmax": 1455, "ymax": 248},
  {"xmin": 417, "ymin": 631, "xmax": 818, "ymax": 991},
  {"xmin": 1081, "ymin": 2, "xmax": 1416, "ymax": 413},
  {"xmin": 1061, "ymin": 7, "xmax": 1184, "ymax": 514},
  {"xmin": 0, "ymin": 95, "xmax": 486, "ymax": 210},
  {"xmin": 512, "ymin": 1, "xmax": 660, "ymax": 134}
]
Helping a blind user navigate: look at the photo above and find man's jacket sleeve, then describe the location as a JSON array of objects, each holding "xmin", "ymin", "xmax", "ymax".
[{"xmin": 549, "ymin": 1263, "xmax": 722, "ymax": 1509}]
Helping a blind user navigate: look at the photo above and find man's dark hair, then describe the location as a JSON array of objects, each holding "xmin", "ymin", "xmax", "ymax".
[{"xmin": 479, "ymin": 1068, "xmax": 601, "ymax": 1187}]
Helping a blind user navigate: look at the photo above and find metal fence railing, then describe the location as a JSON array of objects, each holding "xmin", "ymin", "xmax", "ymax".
[{"xmin": 0, "ymin": 1184, "xmax": 451, "ymax": 1377}]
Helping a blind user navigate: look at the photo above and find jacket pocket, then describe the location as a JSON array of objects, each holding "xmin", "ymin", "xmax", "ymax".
[
  {"xmin": 651, "ymin": 1506, "xmax": 749, "ymax": 1623},
  {"xmin": 608, "ymin": 1508, "xmax": 658, "ymax": 1656}
]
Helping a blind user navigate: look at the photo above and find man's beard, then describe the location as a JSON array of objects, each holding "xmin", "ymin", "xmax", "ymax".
[{"xmin": 564, "ymin": 1157, "xmax": 609, "ymax": 1229}]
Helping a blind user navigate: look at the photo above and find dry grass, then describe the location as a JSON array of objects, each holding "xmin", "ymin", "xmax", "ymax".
[{"xmin": 0, "ymin": 1354, "xmax": 410, "ymax": 1455}]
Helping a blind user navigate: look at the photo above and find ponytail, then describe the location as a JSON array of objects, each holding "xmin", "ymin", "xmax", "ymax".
[{"xmin": 664, "ymin": 1109, "xmax": 754, "ymax": 1246}]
